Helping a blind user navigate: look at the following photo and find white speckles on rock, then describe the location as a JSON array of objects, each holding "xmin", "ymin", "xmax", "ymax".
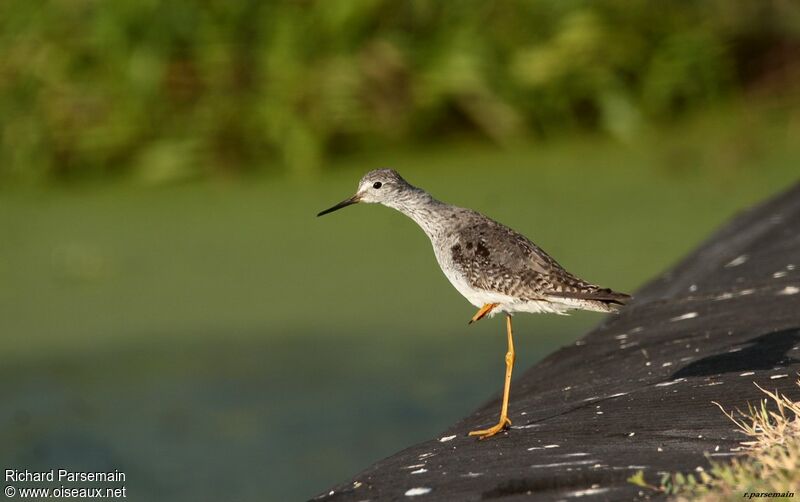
[
  {"xmin": 716, "ymin": 288, "xmax": 759, "ymax": 300},
  {"xmin": 777, "ymin": 286, "xmax": 800, "ymax": 296},
  {"xmin": 670, "ymin": 312, "xmax": 698, "ymax": 322},
  {"xmin": 770, "ymin": 374, "xmax": 789, "ymax": 380},
  {"xmin": 410, "ymin": 468, "xmax": 427, "ymax": 475},
  {"xmin": 739, "ymin": 371, "xmax": 755, "ymax": 376},
  {"xmin": 661, "ymin": 361, "xmax": 673, "ymax": 367},
  {"xmin": 628, "ymin": 432, "xmax": 635, "ymax": 437},
  {"xmin": 530, "ymin": 460, "xmax": 597, "ymax": 468},
  {"xmin": 614, "ymin": 334, "xmax": 628, "ymax": 340},
  {"xmin": 404, "ymin": 487, "xmax": 432, "ymax": 497},
  {"xmin": 438, "ymin": 435, "xmax": 456, "ymax": 443},
  {"xmin": 608, "ymin": 392, "xmax": 629, "ymax": 398},
  {"xmin": 689, "ymin": 284, "xmax": 698, "ymax": 292},
  {"xmin": 563, "ymin": 452, "xmax": 590, "ymax": 457},
  {"xmin": 566, "ymin": 487, "xmax": 609, "ymax": 498},
  {"xmin": 460, "ymin": 472, "xmax": 483, "ymax": 478},
  {"xmin": 403, "ymin": 464, "xmax": 426, "ymax": 470},
  {"xmin": 726, "ymin": 255, "xmax": 748, "ymax": 267},
  {"xmin": 655, "ymin": 378, "xmax": 686, "ymax": 387},
  {"xmin": 773, "ymin": 271, "xmax": 788, "ymax": 278},
  {"xmin": 417, "ymin": 453, "xmax": 435, "ymax": 460},
  {"xmin": 544, "ymin": 444, "xmax": 560, "ymax": 448}
]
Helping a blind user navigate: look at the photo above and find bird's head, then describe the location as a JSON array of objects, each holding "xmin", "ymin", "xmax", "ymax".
[{"xmin": 317, "ymin": 169, "xmax": 414, "ymax": 216}]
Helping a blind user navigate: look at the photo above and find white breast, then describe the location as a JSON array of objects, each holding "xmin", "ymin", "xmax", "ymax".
[
  {"xmin": 430, "ymin": 235, "xmax": 517, "ymax": 312},
  {"xmin": 429, "ymin": 234, "xmax": 578, "ymax": 317}
]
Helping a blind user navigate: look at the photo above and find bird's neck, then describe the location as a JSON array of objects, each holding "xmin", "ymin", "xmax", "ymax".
[{"xmin": 384, "ymin": 188, "xmax": 453, "ymax": 237}]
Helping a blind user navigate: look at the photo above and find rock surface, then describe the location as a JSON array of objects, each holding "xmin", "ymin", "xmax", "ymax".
[{"xmin": 315, "ymin": 182, "xmax": 800, "ymax": 501}]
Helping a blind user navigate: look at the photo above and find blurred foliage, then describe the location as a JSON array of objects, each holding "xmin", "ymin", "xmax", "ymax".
[{"xmin": 1, "ymin": 0, "xmax": 799, "ymax": 182}]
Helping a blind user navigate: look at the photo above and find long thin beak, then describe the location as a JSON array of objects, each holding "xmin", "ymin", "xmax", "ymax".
[{"xmin": 317, "ymin": 194, "xmax": 361, "ymax": 217}]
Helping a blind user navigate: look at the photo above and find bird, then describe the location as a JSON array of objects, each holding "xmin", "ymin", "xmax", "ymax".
[{"xmin": 317, "ymin": 169, "xmax": 629, "ymax": 439}]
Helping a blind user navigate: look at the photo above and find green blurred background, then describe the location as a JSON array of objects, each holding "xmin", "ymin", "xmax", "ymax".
[{"xmin": 1, "ymin": 1, "xmax": 800, "ymax": 500}]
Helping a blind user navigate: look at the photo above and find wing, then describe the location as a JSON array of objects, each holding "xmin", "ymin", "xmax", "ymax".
[{"xmin": 449, "ymin": 219, "xmax": 629, "ymax": 305}]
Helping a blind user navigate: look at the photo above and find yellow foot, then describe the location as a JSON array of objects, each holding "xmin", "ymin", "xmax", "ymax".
[
  {"xmin": 469, "ymin": 303, "xmax": 499, "ymax": 324},
  {"xmin": 468, "ymin": 417, "xmax": 512, "ymax": 439}
]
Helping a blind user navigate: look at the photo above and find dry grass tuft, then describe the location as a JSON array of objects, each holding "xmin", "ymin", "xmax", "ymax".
[{"xmin": 629, "ymin": 379, "xmax": 800, "ymax": 501}]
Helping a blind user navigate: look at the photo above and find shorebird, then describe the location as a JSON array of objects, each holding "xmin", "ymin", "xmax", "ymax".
[{"xmin": 317, "ymin": 169, "xmax": 629, "ymax": 439}]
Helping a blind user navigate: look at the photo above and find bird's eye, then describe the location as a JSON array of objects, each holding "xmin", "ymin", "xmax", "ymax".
[{"xmin": 373, "ymin": 182, "xmax": 382, "ymax": 189}]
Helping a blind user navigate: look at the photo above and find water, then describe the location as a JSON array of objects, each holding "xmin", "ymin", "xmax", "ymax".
[{"xmin": 0, "ymin": 325, "xmax": 590, "ymax": 501}]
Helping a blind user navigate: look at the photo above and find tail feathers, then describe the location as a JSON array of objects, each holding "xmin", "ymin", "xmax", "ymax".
[{"xmin": 546, "ymin": 287, "xmax": 631, "ymax": 306}]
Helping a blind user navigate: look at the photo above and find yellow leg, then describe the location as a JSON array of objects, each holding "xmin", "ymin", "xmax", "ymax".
[
  {"xmin": 469, "ymin": 303, "xmax": 499, "ymax": 324},
  {"xmin": 469, "ymin": 314, "xmax": 515, "ymax": 439}
]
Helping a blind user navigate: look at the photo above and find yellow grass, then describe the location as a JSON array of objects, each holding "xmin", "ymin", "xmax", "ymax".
[{"xmin": 629, "ymin": 379, "xmax": 800, "ymax": 501}]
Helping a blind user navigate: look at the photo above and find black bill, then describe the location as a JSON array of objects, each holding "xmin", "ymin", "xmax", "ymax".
[{"xmin": 317, "ymin": 194, "xmax": 360, "ymax": 216}]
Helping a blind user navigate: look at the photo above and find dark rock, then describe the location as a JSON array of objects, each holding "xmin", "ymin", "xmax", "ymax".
[{"xmin": 316, "ymin": 182, "xmax": 800, "ymax": 501}]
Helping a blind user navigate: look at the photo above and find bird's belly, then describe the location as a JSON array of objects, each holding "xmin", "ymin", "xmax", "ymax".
[
  {"xmin": 442, "ymin": 273, "xmax": 572, "ymax": 316},
  {"xmin": 436, "ymin": 254, "xmax": 576, "ymax": 315},
  {"xmin": 504, "ymin": 299, "xmax": 573, "ymax": 315},
  {"xmin": 432, "ymin": 236, "xmax": 519, "ymax": 313},
  {"xmin": 438, "ymin": 261, "xmax": 515, "ymax": 310}
]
